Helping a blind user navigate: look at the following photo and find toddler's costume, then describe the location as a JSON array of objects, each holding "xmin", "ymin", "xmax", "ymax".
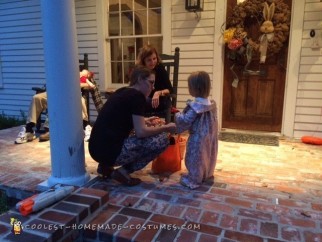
[{"xmin": 175, "ymin": 98, "xmax": 218, "ymax": 189}]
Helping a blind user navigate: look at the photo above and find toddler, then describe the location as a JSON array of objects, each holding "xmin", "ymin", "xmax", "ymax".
[{"xmin": 175, "ymin": 71, "xmax": 218, "ymax": 189}]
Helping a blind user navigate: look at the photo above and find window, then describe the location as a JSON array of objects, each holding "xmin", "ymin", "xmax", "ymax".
[{"xmin": 107, "ymin": 0, "xmax": 162, "ymax": 85}]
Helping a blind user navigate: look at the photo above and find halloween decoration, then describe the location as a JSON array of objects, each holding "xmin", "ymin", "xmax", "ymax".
[
  {"xmin": 259, "ymin": 2, "xmax": 275, "ymax": 63},
  {"xmin": 223, "ymin": 0, "xmax": 291, "ymax": 80},
  {"xmin": 301, "ymin": 136, "xmax": 322, "ymax": 145}
]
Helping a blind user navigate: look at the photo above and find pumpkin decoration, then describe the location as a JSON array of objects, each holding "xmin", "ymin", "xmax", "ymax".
[{"xmin": 301, "ymin": 136, "xmax": 322, "ymax": 145}]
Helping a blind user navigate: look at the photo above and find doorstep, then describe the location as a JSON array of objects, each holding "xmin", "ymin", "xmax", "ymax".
[{"xmin": 0, "ymin": 187, "xmax": 109, "ymax": 242}]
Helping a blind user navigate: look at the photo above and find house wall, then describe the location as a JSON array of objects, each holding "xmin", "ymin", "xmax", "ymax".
[
  {"xmin": 75, "ymin": 0, "xmax": 101, "ymax": 120},
  {"xmin": 293, "ymin": 0, "xmax": 322, "ymax": 138},
  {"xmin": 0, "ymin": 0, "xmax": 321, "ymax": 139},
  {"xmin": 170, "ymin": 0, "xmax": 216, "ymax": 110},
  {"xmin": 0, "ymin": 0, "xmax": 100, "ymax": 121},
  {"xmin": 171, "ymin": 0, "xmax": 322, "ymax": 139},
  {"xmin": 0, "ymin": 0, "xmax": 45, "ymax": 118}
]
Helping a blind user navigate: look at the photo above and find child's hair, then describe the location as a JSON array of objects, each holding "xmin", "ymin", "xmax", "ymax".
[
  {"xmin": 188, "ymin": 71, "xmax": 211, "ymax": 98},
  {"xmin": 129, "ymin": 65, "xmax": 154, "ymax": 86},
  {"xmin": 136, "ymin": 44, "xmax": 161, "ymax": 65}
]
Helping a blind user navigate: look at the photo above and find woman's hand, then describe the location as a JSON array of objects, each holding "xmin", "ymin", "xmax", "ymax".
[
  {"xmin": 151, "ymin": 91, "xmax": 161, "ymax": 108},
  {"xmin": 145, "ymin": 116, "xmax": 165, "ymax": 127},
  {"xmin": 133, "ymin": 115, "xmax": 176, "ymax": 138}
]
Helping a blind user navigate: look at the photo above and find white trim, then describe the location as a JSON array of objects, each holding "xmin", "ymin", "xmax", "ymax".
[
  {"xmin": 107, "ymin": 34, "xmax": 163, "ymax": 40},
  {"xmin": 96, "ymin": 0, "xmax": 108, "ymax": 91},
  {"xmin": 282, "ymin": 0, "xmax": 304, "ymax": 137},
  {"xmin": 162, "ymin": 0, "xmax": 171, "ymax": 54},
  {"xmin": 213, "ymin": 1, "xmax": 226, "ymax": 130}
]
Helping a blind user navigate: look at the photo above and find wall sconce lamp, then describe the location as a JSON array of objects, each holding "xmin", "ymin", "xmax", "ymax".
[
  {"xmin": 185, "ymin": 0, "xmax": 203, "ymax": 12},
  {"xmin": 185, "ymin": 0, "xmax": 203, "ymax": 20}
]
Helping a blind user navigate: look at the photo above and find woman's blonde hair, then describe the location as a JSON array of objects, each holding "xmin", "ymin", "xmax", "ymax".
[
  {"xmin": 188, "ymin": 71, "xmax": 211, "ymax": 98},
  {"xmin": 136, "ymin": 44, "xmax": 161, "ymax": 66}
]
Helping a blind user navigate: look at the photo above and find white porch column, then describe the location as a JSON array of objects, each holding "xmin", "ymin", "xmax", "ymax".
[{"xmin": 39, "ymin": 0, "xmax": 90, "ymax": 188}]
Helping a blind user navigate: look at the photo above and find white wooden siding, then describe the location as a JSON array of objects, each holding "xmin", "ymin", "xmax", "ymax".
[
  {"xmin": 1, "ymin": 0, "xmax": 321, "ymax": 139},
  {"xmin": 0, "ymin": 0, "xmax": 100, "ymax": 122},
  {"xmin": 75, "ymin": 0, "xmax": 100, "ymax": 122},
  {"xmin": 171, "ymin": 0, "xmax": 216, "ymax": 109},
  {"xmin": 0, "ymin": 0, "xmax": 44, "ymax": 118},
  {"xmin": 294, "ymin": 0, "xmax": 322, "ymax": 138}
]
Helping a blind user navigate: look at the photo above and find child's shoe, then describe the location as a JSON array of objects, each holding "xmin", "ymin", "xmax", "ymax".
[
  {"xmin": 180, "ymin": 175, "xmax": 200, "ymax": 189},
  {"xmin": 15, "ymin": 126, "xmax": 36, "ymax": 144}
]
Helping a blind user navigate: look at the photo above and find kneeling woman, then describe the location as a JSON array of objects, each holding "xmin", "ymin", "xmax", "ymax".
[{"xmin": 89, "ymin": 65, "xmax": 176, "ymax": 186}]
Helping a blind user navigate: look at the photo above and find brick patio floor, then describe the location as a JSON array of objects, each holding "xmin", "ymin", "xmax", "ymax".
[{"xmin": 0, "ymin": 126, "xmax": 322, "ymax": 241}]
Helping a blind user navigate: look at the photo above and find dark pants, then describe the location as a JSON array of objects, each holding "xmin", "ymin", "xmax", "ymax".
[{"xmin": 114, "ymin": 132, "xmax": 169, "ymax": 173}]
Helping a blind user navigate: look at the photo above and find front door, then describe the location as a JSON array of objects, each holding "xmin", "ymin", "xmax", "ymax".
[{"xmin": 222, "ymin": 0, "xmax": 292, "ymax": 132}]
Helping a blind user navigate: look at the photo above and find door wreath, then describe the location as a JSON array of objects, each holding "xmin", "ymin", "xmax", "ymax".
[{"xmin": 223, "ymin": 0, "xmax": 291, "ymax": 80}]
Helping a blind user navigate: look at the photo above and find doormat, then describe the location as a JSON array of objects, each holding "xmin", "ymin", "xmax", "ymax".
[{"xmin": 219, "ymin": 132, "xmax": 279, "ymax": 146}]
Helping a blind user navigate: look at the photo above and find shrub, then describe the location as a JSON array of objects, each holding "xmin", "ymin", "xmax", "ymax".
[{"xmin": 0, "ymin": 111, "xmax": 26, "ymax": 130}]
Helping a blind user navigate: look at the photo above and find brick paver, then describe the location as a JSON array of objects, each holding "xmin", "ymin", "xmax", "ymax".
[{"xmin": 0, "ymin": 126, "xmax": 322, "ymax": 241}]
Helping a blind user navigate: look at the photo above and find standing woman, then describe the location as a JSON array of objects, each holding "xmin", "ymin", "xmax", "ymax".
[
  {"xmin": 89, "ymin": 65, "xmax": 176, "ymax": 186},
  {"xmin": 136, "ymin": 45, "xmax": 173, "ymax": 121}
]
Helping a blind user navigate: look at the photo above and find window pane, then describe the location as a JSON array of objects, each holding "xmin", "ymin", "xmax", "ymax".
[
  {"xmin": 111, "ymin": 61, "xmax": 123, "ymax": 84},
  {"xmin": 141, "ymin": 37, "xmax": 162, "ymax": 54},
  {"xmin": 109, "ymin": 12, "xmax": 119, "ymax": 36},
  {"xmin": 149, "ymin": 0, "xmax": 161, "ymax": 8},
  {"xmin": 135, "ymin": 10, "xmax": 147, "ymax": 35},
  {"xmin": 124, "ymin": 39, "xmax": 137, "ymax": 83},
  {"xmin": 124, "ymin": 60, "xmax": 135, "ymax": 84},
  {"xmin": 109, "ymin": 1, "xmax": 119, "ymax": 12},
  {"xmin": 148, "ymin": 9, "xmax": 161, "ymax": 34},
  {"xmin": 126, "ymin": 44, "xmax": 136, "ymax": 61},
  {"xmin": 121, "ymin": 2, "xmax": 132, "ymax": 11},
  {"xmin": 110, "ymin": 39, "xmax": 121, "ymax": 62},
  {"xmin": 135, "ymin": 0, "xmax": 147, "ymax": 10},
  {"xmin": 121, "ymin": 11, "xmax": 134, "ymax": 36},
  {"xmin": 110, "ymin": 38, "xmax": 124, "ymax": 84}
]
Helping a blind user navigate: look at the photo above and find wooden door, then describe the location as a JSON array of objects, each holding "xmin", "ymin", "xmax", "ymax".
[{"xmin": 222, "ymin": 0, "xmax": 292, "ymax": 132}]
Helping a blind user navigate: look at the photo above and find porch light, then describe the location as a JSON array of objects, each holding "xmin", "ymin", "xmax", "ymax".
[{"xmin": 185, "ymin": 0, "xmax": 203, "ymax": 12}]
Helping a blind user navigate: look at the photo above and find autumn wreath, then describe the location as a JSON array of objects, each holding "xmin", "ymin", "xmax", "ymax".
[{"xmin": 223, "ymin": 0, "xmax": 291, "ymax": 64}]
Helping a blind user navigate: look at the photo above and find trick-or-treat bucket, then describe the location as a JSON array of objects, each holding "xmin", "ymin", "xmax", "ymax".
[{"xmin": 178, "ymin": 136, "xmax": 187, "ymax": 160}]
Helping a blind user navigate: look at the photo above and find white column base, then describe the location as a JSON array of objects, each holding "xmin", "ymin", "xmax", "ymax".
[{"xmin": 37, "ymin": 174, "xmax": 98, "ymax": 192}]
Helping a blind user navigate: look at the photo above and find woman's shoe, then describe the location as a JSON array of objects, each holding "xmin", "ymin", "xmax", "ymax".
[
  {"xmin": 111, "ymin": 169, "xmax": 141, "ymax": 186},
  {"xmin": 97, "ymin": 164, "xmax": 114, "ymax": 179}
]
